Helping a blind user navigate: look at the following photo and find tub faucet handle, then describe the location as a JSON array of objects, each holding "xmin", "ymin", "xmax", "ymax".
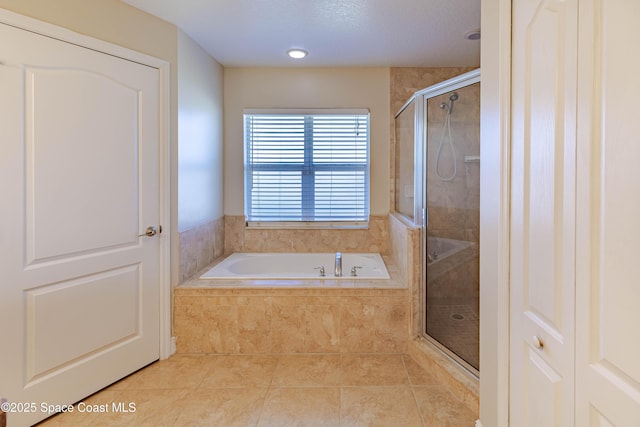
[
  {"xmin": 314, "ymin": 266, "xmax": 325, "ymax": 277},
  {"xmin": 350, "ymin": 266, "xmax": 362, "ymax": 277}
]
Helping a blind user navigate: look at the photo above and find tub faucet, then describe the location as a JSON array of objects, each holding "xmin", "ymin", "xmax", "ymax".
[{"xmin": 335, "ymin": 252, "xmax": 342, "ymax": 277}]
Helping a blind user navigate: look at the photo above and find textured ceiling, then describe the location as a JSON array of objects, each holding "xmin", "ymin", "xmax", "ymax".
[{"xmin": 122, "ymin": 0, "xmax": 480, "ymax": 67}]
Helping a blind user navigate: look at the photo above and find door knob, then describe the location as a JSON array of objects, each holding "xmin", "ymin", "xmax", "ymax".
[
  {"xmin": 533, "ymin": 335, "xmax": 544, "ymax": 350},
  {"xmin": 138, "ymin": 226, "xmax": 159, "ymax": 237}
]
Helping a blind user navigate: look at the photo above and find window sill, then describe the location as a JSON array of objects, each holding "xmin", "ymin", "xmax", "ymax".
[{"xmin": 245, "ymin": 221, "xmax": 369, "ymax": 230}]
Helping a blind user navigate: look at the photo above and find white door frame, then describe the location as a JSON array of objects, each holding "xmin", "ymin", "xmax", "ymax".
[
  {"xmin": 479, "ymin": 0, "xmax": 512, "ymax": 426},
  {"xmin": 0, "ymin": 8, "xmax": 173, "ymax": 360}
]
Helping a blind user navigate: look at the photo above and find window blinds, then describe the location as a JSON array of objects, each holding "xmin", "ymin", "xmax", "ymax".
[{"xmin": 244, "ymin": 110, "xmax": 370, "ymax": 224}]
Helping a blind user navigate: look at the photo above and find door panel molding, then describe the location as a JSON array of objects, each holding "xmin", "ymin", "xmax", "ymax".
[
  {"xmin": 0, "ymin": 9, "xmax": 172, "ymax": 426},
  {"xmin": 25, "ymin": 264, "xmax": 141, "ymax": 382},
  {"xmin": 24, "ymin": 66, "xmax": 141, "ymax": 264},
  {"xmin": 0, "ymin": 8, "xmax": 172, "ymax": 362},
  {"xmin": 575, "ymin": 0, "xmax": 640, "ymax": 424},
  {"xmin": 510, "ymin": 0, "xmax": 577, "ymax": 425}
]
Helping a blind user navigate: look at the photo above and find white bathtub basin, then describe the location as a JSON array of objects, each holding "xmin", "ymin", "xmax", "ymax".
[{"xmin": 200, "ymin": 252, "xmax": 390, "ymax": 280}]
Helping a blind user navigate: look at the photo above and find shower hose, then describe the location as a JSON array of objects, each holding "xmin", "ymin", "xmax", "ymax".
[{"xmin": 435, "ymin": 105, "xmax": 457, "ymax": 181}]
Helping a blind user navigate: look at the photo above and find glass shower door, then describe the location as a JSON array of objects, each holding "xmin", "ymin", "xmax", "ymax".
[
  {"xmin": 394, "ymin": 98, "xmax": 416, "ymax": 221},
  {"xmin": 424, "ymin": 82, "xmax": 480, "ymax": 372}
]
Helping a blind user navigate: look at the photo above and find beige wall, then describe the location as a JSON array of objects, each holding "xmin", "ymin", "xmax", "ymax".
[
  {"xmin": 223, "ymin": 67, "xmax": 391, "ymax": 216},
  {"xmin": 178, "ymin": 30, "xmax": 224, "ymax": 231},
  {"xmin": 177, "ymin": 30, "xmax": 225, "ymax": 282},
  {"xmin": 0, "ymin": 0, "xmax": 177, "ymax": 62}
]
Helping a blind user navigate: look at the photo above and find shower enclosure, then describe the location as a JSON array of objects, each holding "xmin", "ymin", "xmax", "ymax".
[{"xmin": 394, "ymin": 69, "xmax": 480, "ymax": 375}]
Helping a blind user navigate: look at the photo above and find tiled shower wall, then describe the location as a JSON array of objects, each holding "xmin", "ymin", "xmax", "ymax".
[
  {"xmin": 425, "ymin": 83, "xmax": 481, "ymax": 245},
  {"xmin": 178, "ymin": 217, "xmax": 225, "ymax": 283},
  {"xmin": 389, "ymin": 67, "xmax": 476, "ymax": 210}
]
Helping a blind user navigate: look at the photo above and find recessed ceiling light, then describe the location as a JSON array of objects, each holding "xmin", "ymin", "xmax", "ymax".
[
  {"xmin": 465, "ymin": 29, "xmax": 481, "ymax": 40},
  {"xmin": 287, "ymin": 48, "xmax": 308, "ymax": 59}
]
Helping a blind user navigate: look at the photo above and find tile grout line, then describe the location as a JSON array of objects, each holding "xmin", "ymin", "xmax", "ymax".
[
  {"xmin": 338, "ymin": 353, "xmax": 343, "ymax": 427},
  {"xmin": 40, "ymin": 352, "xmax": 472, "ymax": 426},
  {"xmin": 254, "ymin": 353, "xmax": 280, "ymax": 426},
  {"xmin": 193, "ymin": 354, "xmax": 211, "ymax": 390},
  {"xmin": 401, "ymin": 355, "xmax": 428, "ymax": 427}
]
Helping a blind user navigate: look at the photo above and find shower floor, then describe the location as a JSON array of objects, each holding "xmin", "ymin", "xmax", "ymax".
[{"xmin": 426, "ymin": 301, "xmax": 479, "ymax": 371}]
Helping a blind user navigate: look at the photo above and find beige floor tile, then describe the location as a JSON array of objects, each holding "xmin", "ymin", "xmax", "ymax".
[
  {"xmin": 104, "ymin": 362, "xmax": 156, "ymax": 391},
  {"xmin": 36, "ymin": 408, "xmax": 96, "ymax": 427},
  {"xmin": 412, "ymin": 385, "xmax": 477, "ymax": 426},
  {"xmin": 173, "ymin": 388, "xmax": 267, "ymax": 427},
  {"xmin": 37, "ymin": 353, "xmax": 477, "ymax": 427},
  {"xmin": 403, "ymin": 355, "xmax": 442, "ymax": 386},
  {"xmin": 271, "ymin": 354, "xmax": 341, "ymax": 387},
  {"xmin": 257, "ymin": 387, "xmax": 340, "ymax": 427},
  {"xmin": 65, "ymin": 389, "xmax": 188, "ymax": 427},
  {"xmin": 113, "ymin": 355, "xmax": 207, "ymax": 390},
  {"xmin": 340, "ymin": 386, "xmax": 424, "ymax": 427},
  {"xmin": 341, "ymin": 354, "xmax": 409, "ymax": 386},
  {"xmin": 199, "ymin": 354, "xmax": 279, "ymax": 388}
]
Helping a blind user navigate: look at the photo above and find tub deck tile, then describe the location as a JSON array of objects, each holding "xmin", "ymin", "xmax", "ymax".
[{"xmin": 174, "ymin": 291, "xmax": 408, "ymax": 355}]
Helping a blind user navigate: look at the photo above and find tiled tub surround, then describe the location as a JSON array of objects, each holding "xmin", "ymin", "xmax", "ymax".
[
  {"xmin": 224, "ymin": 215, "xmax": 389, "ymax": 254},
  {"xmin": 389, "ymin": 213, "xmax": 421, "ymax": 337},
  {"xmin": 174, "ymin": 223, "xmax": 479, "ymax": 415},
  {"xmin": 178, "ymin": 216, "xmax": 225, "ymax": 283},
  {"xmin": 174, "ymin": 257, "xmax": 408, "ymax": 355}
]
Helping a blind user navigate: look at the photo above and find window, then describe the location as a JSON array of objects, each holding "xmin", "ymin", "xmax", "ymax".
[{"xmin": 244, "ymin": 109, "xmax": 370, "ymax": 227}]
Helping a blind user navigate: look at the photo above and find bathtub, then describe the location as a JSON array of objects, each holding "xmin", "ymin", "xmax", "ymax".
[{"xmin": 200, "ymin": 252, "xmax": 390, "ymax": 280}]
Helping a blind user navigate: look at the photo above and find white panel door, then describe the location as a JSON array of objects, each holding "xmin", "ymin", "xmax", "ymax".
[
  {"xmin": 575, "ymin": 0, "xmax": 640, "ymax": 425},
  {"xmin": 0, "ymin": 22, "xmax": 161, "ymax": 426},
  {"xmin": 510, "ymin": 0, "xmax": 578, "ymax": 425}
]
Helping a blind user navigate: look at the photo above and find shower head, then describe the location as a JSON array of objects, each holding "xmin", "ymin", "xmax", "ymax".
[{"xmin": 440, "ymin": 92, "xmax": 460, "ymax": 113}]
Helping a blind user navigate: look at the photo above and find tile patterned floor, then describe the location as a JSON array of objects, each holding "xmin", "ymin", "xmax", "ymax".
[
  {"xmin": 37, "ymin": 354, "xmax": 477, "ymax": 427},
  {"xmin": 426, "ymin": 303, "xmax": 479, "ymax": 370}
]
